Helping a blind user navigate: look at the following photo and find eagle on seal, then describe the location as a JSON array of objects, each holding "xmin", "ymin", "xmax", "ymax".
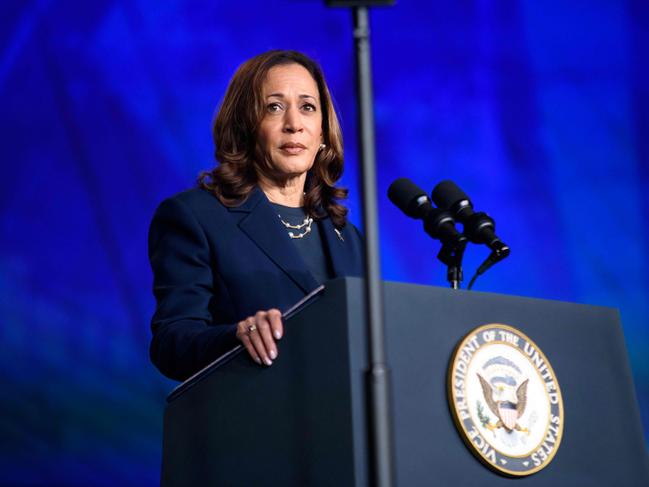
[{"xmin": 477, "ymin": 373, "xmax": 529, "ymax": 433}]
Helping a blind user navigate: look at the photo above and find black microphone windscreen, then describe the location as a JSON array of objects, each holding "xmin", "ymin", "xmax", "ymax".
[
  {"xmin": 388, "ymin": 178, "xmax": 430, "ymax": 218},
  {"xmin": 431, "ymin": 180, "xmax": 470, "ymax": 209}
]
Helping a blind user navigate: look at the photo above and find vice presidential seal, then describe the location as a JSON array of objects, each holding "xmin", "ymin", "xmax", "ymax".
[{"xmin": 447, "ymin": 324, "xmax": 564, "ymax": 476}]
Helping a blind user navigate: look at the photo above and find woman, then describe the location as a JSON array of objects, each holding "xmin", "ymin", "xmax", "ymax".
[{"xmin": 149, "ymin": 50, "xmax": 364, "ymax": 381}]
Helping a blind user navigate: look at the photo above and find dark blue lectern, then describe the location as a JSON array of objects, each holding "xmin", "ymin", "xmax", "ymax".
[{"xmin": 160, "ymin": 278, "xmax": 649, "ymax": 486}]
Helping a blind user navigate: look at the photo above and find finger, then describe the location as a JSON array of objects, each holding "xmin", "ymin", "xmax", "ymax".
[
  {"xmin": 255, "ymin": 311, "xmax": 278, "ymax": 362},
  {"xmin": 237, "ymin": 320, "xmax": 262, "ymax": 365},
  {"xmin": 267, "ymin": 308, "xmax": 283, "ymax": 340},
  {"xmin": 248, "ymin": 318, "xmax": 273, "ymax": 366},
  {"xmin": 240, "ymin": 333, "xmax": 262, "ymax": 365}
]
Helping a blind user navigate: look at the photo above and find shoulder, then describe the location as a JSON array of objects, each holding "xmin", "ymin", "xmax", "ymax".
[
  {"xmin": 346, "ymin": 221, "xmax": 363, "ymax": 240},
  {"xmin": 343, "ymin": 220, "xmax": 364, "ymax": 253},
  {"xmin": 157, "ymin": 187, "xmax": 224, "ymax": 214},
  {"xmin": 338, "ymin": 217, "xmax": 363, "ymax": 242},
  {"xmin": 152, "ymin": 187, "xmax": 232, "ymax": 227},
  {"xmin": 149, "ymin": 188, "xmax": 228, "ymax": 245}
]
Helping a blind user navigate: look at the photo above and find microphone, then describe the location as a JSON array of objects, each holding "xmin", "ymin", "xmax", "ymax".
[
  {"xmin": 431, "ymin": 180, "xmax": 510, "ymax": 260},
  {"xmin": 388, "ymin": 178, "xmax": 466, "ymax": 247}
]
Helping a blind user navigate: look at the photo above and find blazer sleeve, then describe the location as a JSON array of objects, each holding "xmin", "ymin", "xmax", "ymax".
[{"xmin": 148, "ymin": 196, "xmax": 238, "ymax": 381}]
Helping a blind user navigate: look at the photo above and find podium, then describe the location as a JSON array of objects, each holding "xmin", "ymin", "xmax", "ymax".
[{"xmin": 160, "ymin": 278, "xmax": 649, "ymax": 486}]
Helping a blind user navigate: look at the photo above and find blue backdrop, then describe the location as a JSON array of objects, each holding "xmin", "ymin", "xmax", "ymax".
[{"xmin": 1, "ymin": 1, "xmax": 647, "ymax": 485}]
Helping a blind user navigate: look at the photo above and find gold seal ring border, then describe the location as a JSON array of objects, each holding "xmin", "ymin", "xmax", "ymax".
[
  {"xmin": 466, "ymin": 340, "xmax": 555, "ymax": 460},
  {"xmin": 447, "ymin": 323, "xmax": 565, "ymax": 476},
  {"xmin": 446, "ymin": 323, "xmax": 564, "ymax": 477}
]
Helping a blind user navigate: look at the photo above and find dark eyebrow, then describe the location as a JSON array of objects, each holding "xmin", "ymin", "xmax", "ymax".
[{"xmin": 266, "ymin": 93, "xmax": 318, "ymax": 101}]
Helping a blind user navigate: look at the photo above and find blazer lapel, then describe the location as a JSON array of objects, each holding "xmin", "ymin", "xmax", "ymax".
[
  {"xmin": 320, "ymin": 216, "xmax": 358, "ymax": 278},
  {"xmin": 231, "ymin": 188, "xmax": 319, "ymax": 294}
]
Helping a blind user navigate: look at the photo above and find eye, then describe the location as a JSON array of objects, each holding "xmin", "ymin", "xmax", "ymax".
[
  {"xmin": 267, "ymin": 102, "xmax": 283, "ymax": 113},
  {"xmin": 302, "ymin": 103, "xmax": 317, "ymax": 112}
]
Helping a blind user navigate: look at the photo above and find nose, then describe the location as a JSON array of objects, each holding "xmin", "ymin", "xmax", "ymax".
[{"xmin": 283, "ymin": 106, "xmax": 303, "ymax": 133}]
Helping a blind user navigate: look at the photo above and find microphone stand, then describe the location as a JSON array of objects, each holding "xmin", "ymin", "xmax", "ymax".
[
  {"xmin": 353, "ymin": 7, "xmax": 395, "ymax": 487},
  {"xmin": 437, "ymin": 240, "xmax": 467, "ymax": 289},
  {"xmin": 325, "ymin": 2, "xmax": 396, "ymax": 487}
]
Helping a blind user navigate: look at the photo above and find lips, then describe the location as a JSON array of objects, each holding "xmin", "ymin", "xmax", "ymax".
[{"xmin": 279, "ymin": 142, "xmax": 307, "ymax": 154}]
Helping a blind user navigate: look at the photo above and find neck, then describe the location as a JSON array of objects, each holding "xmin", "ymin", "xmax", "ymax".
[{"xmin": 258, "ymin": 173, "xmax": 307, "ymax": 207}]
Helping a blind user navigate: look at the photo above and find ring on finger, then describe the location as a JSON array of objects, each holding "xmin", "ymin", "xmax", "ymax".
[{"xmin": 247, "ymin": 324, "xmax": 257, "ymax": 334}]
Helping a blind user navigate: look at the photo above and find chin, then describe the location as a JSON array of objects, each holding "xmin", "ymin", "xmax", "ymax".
[{"xmin": 272, "ymin": 155, "xmax": 315, "ymax": 178}]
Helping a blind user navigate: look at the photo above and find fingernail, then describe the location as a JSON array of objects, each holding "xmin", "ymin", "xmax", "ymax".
[
  {"xmin": 274, "ymin": 330, "xmax": 281, "ymax": 339},
  {"xmin": 255, "ymin": 356, "xmax": 262, "ymax": 364},
  {"xmin": 270, "ymin": 349, "xmax": 277, "ymax": 359},
  {"xmin": 265, "ymin": 358, "xmax": 273, "ymax": 366}
]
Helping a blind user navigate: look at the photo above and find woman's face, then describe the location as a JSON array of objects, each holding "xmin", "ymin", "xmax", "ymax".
[{"xmin": 257, "ymin": 63, "xmax": 323, "ymax": 180}]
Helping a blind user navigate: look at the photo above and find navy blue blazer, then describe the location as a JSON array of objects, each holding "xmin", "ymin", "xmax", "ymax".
[{"xmin": 149, "ymin": 187, "xmax": 364, "ymax": 381}]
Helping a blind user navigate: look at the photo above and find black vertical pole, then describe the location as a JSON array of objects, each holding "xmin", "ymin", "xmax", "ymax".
[{"xmin": 353, "ymin": 7, "xmax": 395, "ymax": 487}]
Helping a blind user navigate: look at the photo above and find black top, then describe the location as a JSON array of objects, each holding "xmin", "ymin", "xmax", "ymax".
[{"xmin": 271, "ymin": 203, "xmax": 334, "ymax": 285}]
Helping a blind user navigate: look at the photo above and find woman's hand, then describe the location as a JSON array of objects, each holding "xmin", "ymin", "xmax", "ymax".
[{"xmin": 236, "ymin": 309, "xmax": 284, "ymax": 366}]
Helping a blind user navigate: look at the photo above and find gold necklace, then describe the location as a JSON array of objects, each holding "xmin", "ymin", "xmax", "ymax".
[{"xmin": 278, "ymin": 214, "xmax": 313, "ymax": 239}]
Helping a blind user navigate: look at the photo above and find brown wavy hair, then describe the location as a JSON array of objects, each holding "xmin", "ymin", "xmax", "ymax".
[{"xmin": 198, "ymin": 50, "xmax": 348, "ymax": 227}]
